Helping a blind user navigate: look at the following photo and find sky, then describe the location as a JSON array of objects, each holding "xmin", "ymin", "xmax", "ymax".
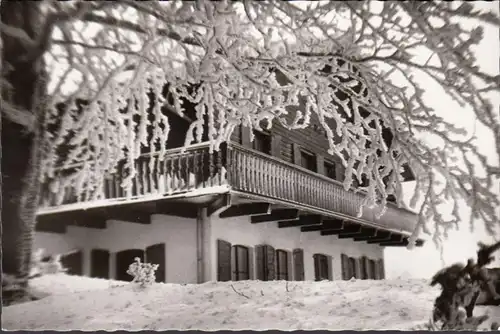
[{"xmin": 385, "ymin": 1, "xmax": 500, "ymax": 279}]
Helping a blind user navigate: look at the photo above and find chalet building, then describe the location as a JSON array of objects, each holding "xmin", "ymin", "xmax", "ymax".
[{"xmin": 34, "ymin": 72, "xmax": 424, "ymax": 284}]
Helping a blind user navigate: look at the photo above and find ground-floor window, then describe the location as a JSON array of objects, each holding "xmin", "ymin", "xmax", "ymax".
[
  {"xmin": 255, "ymin": 244, "xmax": 275, "ymax": 281},
  {"xmin": 233, "ymin": 245, "xmax": 250, "ymax": 281},
  {"xmin": 276, "ymin": 249, "xmax": 289, "ymax": 280},
  {"xmin": 313, "ymin": 253, "xmax": 330, "ymax": 281}
]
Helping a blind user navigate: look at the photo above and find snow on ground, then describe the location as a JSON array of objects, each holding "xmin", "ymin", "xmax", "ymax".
[{"xmin": 3, "ymin": 274, "xmax": 500, "ymax": 331}]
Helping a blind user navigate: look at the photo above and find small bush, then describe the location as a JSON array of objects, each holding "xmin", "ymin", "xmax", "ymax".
[{"xmin": 126, "ymin": 257, "xmax": 159, "ymax": 288}]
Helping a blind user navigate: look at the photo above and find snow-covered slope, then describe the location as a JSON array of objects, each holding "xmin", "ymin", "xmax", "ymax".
[{"xmin": 3, "ymin": 274, "xmax": 499, "ymax": 331}]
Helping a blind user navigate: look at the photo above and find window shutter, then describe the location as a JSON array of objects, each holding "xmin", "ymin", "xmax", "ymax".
[
  {"xmin": 265, "ymin": 245, "xmax": 276, "ymax": 281},
  {"xmin": 378, "ymin": 259, "xmax": 385, "ymax": 279},
  {"xmin": 364, "ymin": 257, "xmax": 371, "ymax": 279},
  {"xmin": 313, "ymin": 254, "xmax": 320, "ymax": 281},
  {"xmin": 240, "ymin": 125, "xmax": 251, "ymax": 147},
  {"xmin": 146, "ymin": 243, "xmax": 166, "ymax": 283},
  {"xmin": 91, "ymin": 249, "xmax": 110, "ymax": 279},
  {"xmin": 354, "ymin": 258, "xmax": 361, "ymax": 279},
  {"xmin": 271, "ymin": 134, "xmax": 282, "ymax": 157},
  {"xmin": 341, "ymin": 254, "xmax": 350, "ymax": 280},
  {"xmin": 317, "ymin": 155, "xmax": 325, "ymax": 175},
  {"xmin": 217, "ymin": 239, "xmax": 232, "ymax": 282},
  {"xmin": 255, "ymin": 245, "xmax": 265, "ymax": 280},
  {"xmin": 293, "ymin": 248, "xmax": 305, "ymax": 281},
  {"xmin": 292, "ymin": 143, "xmax": 302, "ymax": 165},
  {"xmin": 373, "ymin": 259, "xmax": 380, "ymax": 280}
]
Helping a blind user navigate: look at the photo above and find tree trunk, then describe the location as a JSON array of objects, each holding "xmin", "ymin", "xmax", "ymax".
[{"xmin": 1, "ymin": 1, "xmax": 46, "ymax": 301}]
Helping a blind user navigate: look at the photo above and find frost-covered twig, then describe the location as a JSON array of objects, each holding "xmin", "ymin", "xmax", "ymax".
[{"xmin": 230, "ymin": 284, "xmax": 250, "ymax": 300}]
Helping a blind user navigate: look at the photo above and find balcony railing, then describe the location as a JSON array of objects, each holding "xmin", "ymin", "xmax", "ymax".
[{"xmin": 39, "ymin": 142, "xmax": 417, "ymax": 233}]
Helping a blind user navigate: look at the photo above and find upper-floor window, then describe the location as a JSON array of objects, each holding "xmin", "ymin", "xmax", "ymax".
[
  {"xmin": 301, "ymin": 150, "xmax": 317, "ymax": 172},
  {"xmin": 324, "ymin": 161, "xmax": 337, "ymax": 180},
  {"xmin": 252, "ymin": 130, "xmax": 271, "ymax": 155}
]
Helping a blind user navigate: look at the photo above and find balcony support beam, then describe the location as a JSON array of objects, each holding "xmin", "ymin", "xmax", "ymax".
[
  {"xmin": 367, "ymin": 233, "xmax": 403, "ymax": 244},
  {"xmin": 338, "ymin": 227, "xmax": 377, "ymax": 239},
  {"xmin": 219, "ymin": 202, "xmax": 271, "ymax": 219},
  {"xmin": 251, "ymin": 209, "xmax": 299, "ymax": 224},
  {"xmin": 278, "ymin": 215, "xmax": 322, "ymax": 228},
  {"xmin": 321, "ymin": 224, "xmax": 361, "ymax": 236},
  {"xmin": 301, "ymin": 219, "xmax": 344, "ymax": 232},
  {"xmin": 380, "ymin": 238, "xmax": 425, "ymax": 247},
  {"xmin": 354, "ymin": 230, "xmax": 391, "ymax": 242}
]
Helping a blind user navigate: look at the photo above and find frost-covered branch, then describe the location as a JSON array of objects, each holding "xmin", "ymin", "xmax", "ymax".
[{"xmin": 2, "ymin": 0, "xmax": 500, "ymax": 247}]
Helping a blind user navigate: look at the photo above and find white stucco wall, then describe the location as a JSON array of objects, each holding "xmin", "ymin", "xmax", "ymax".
[
  {"xmin": 35, "ymin": 214, "xmax": 197, "ymax": 284},
  {"xmin": 207, "ymin": 215, "xmax": 384, "ymax": 281},
  {"xmin": 35, "ymin": 212, "xmax": 384, "ymax": 284}
]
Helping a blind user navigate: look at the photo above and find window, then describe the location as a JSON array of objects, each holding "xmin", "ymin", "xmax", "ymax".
[
  {"xmin": 324, "ymin": 161, "xmax": 336, "ymax": 180},
  {"xmin": 276, "ymin": 250, "xmax": 289, "ymax": 280},
  {"xmin": 256, "ymin": 244, "xmax": 275, "ymax": 281},
  {"xmin": 233, "ymin": 245, "xmax": 250, "ymax": 281},
  {"xmin": 301, "ymin": 150, "xmax": 317, "ymax": 172},
  {"xmin": 348, "ymin": 257, "xmax": 357, "ymax": 279},
  {"xmin": 252, "ymin": 130, "xmax": 271, "ymax": 155},
  {"xmin": 313, "ymin": 254, "xmax": 330, "ymax": 281}
]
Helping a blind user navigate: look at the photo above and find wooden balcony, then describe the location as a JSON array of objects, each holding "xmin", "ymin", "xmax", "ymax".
[{"xmin": 39, "ymin": 142, "xmax": 418, "ymax": 234}]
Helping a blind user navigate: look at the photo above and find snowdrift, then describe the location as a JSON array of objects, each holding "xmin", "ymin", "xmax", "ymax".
[{"xmin": 3, "ymin": 274, "xmax": 499, "ymax": 331}]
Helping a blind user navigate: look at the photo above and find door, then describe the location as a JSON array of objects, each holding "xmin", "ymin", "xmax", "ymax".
[
  {"xmin": 116, "ymin": 249, "xmax": 144, "ymax": 281},
  {"xmin": 145, "ymin": 243, "xmax": 166, "ymax": 283},
  {"xmin": 90, "ymin": 249, "xmax": 110, "ymax": 279}
]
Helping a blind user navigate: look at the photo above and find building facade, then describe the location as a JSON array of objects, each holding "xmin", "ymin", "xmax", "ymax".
[{"xmin": 34, "ymin": 82, "xmax": 423, "ymax": 284}]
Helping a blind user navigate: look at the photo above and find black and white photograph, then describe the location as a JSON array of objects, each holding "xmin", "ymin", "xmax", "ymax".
[{"xmin": 1, "ymin": 0, "xmax": 500, "ymax": 331}]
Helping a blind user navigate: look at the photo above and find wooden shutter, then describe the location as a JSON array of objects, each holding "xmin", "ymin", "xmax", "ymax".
[
  {"xmin": 341, "ymin": 254, "xmax": 350, "ymax": 280},
  {"xmin": 217, "ymin": 239, "xmax": 232, "ymax": 282},
  {"xmin": 313, "ymin": 254, "xmax": 320, "ymax": 281},
  {"xmin": 241, "ymin": 125, "xmax": 251, "ymax": 147},
  {"xmin": 293, "ymin": 248, "xmax": 305, "ymax": 281},
  {"xmin": 116, "ymin": 249, "xmax": 144, "ymax": 281},
  {"xmin": 271, "ymin": 134, "xmax": 282, "ymax": 157},
  {"xmin": 265, "ymin": 245, "xmax": 276, "ymax": 281},
  {"xmin": 292, "ymin": 143, "xmax": 302, "ymax": 165},
  {"xmin": 378, "ymin": 259, "xmax": 385, "ymax": 279},
  {"xmin": 255, "ymin": 245, "xmax": 265, "ymax": 280},
  {"xmin": 90, "ymin": 249, "xmax": 110, "ymax": 279},
  {"xmin": 364, "ymin": 257, "xmax": 371, "ymax": 279},
  {"xmin": 373, "ymin": 259, "xmax": 380, "ymax": 280},
  {"xmin": 146, "ymin": 243, "xmax": 166, "ymax": 283},
  {"xmin": 354, "ymin": 258, "xmax": 361, "ymax": 279}
]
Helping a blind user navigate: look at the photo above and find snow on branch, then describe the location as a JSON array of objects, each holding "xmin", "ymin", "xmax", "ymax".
[{"xmin": 2, "ymin": 0, "xmax": 500, "ymax": 246}]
